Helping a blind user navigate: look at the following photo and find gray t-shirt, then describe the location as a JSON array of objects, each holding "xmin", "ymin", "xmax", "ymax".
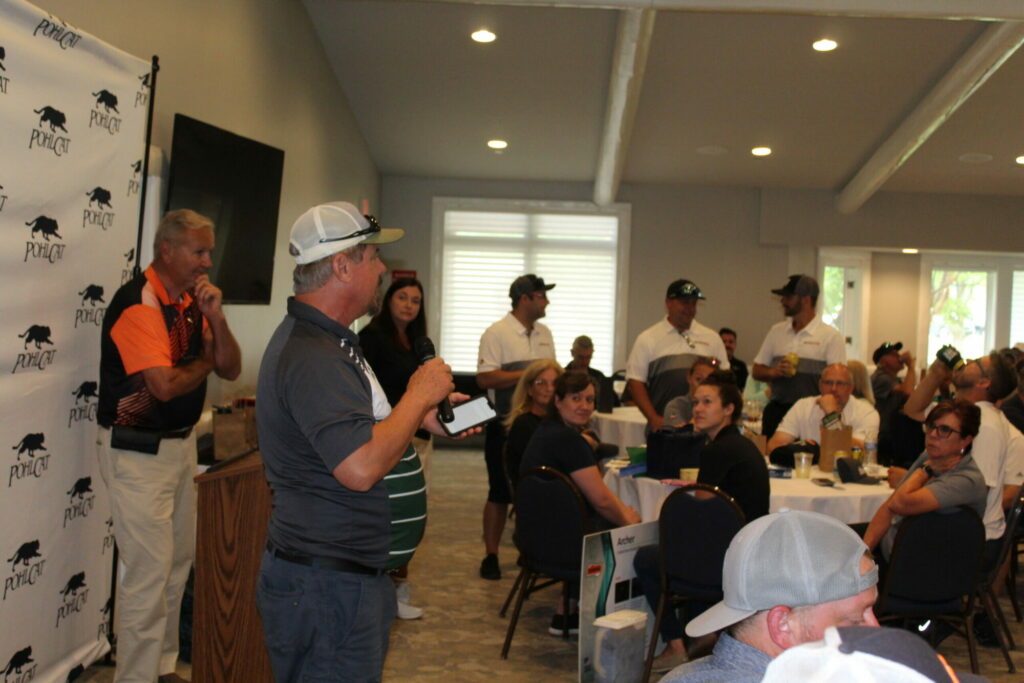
[
  {"xmin": 257, "ymin": 297, "xmax": 388, "ymax": 567},
  {"xmin": 881, "ymin": 451, "xmax": 987, "ymax": 559}
]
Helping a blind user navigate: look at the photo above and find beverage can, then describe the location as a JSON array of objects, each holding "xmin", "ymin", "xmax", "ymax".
[{"xmin": 784, "ymin": 352, "xmax": 799, "ymax": 376}]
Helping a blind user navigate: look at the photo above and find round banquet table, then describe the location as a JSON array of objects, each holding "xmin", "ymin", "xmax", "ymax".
[
  {"xmin": 603, "ymin": 467, "xmax": 891, "ymax": 525},
  {"xmin": 592, "ymin": 406, "xmax": 647, "ymax": 458}
]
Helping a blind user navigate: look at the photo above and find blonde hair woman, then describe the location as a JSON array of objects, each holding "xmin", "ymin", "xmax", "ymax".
[{"xmin": 503, "ymin": 359, "xmax": 563, "ymax": 489}]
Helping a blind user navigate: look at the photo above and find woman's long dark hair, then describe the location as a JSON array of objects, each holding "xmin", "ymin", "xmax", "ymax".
[{"xmin": 365, "ymin": 277, "xmax": 426, "ymax": 348}]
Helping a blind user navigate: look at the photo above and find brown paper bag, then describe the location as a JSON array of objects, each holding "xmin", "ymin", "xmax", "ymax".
[{"xmin": 818, "ymin": 425, "xmax": 852, "ymax": 473}]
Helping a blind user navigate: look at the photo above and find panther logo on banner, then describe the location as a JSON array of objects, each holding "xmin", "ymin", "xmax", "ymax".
[
  {"xmin": 74, "ymin": 285, "xmax": 106, "ymax": 328},
  {"xmin": 13, "ymin": 324, "xmax": 57, "ymax": 373},
  {"xmin": 127, "ymin": 159, "xmax": 141, "ymax": 197},
  {"xmin": 24, "ymin": 215, "xmax": 66, "ymax": 264},
  {"xmin": 0, "ymin": 182, "xmax": 7, "ymax": 212},
  {"xmin": 29, "ymin": 105, "xmax": 71, "ymax": 156},
  {"xmin": 55, "ymin": 572, "xmax": 89, "ymax": 629},
  {"xmin": 83, "ymin": 187, "xmax": 115, "ymax": 230},
  {"xmin": 135, "ymin": 71, "xmax": 150, "ymax": 109},
  {"xmin": 1, "ymin": 646, "xmax": 36, "ymax": 681},
  {"xmin": 64, "ymin": 477, "xmax": 96, "ymax": 529},
  {"xmin": 9, "ymin": 432, "xmax": 51, "ymax": 487},
  {"xmin": 68, "ymin": 381, "xmax": 99, "ymax": 428},
  {"xmin": 89, "ymin": 89, "xmax": 121, "ymax": 135},
  {"xmin": 0, "ymin": 46, "xmax": 9, "ymax": 94},
  {"xmin": 4, "ymin": 540, "xmax": 45, "ymax": 601}
]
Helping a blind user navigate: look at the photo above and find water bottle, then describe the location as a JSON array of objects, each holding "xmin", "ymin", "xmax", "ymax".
[{"xmin": 864, "ymin": 439, "xmax": 878, "ymax": 468}]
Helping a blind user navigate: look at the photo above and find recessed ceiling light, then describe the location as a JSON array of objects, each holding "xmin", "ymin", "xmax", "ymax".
[
  {"xmin": 487, "ymin": 139, "xmax": 508, "ymax": 150},
  {"xmin": 958, "ymin": 152, "xmax": 993, "ymax": 164},
  {"xmin": 902, "ymin": 248, "xmax": 919, "ymax": 254},
  {"xmin": 697, "ymin": 145, "xmax": 728, "ymax": 156},
  {"xmin": 472, "ymin": 29, "xmax": 496, "ymax": 43},
  {"xmin": 1016, "ymin": 155, "xmax": 1024, "ymax": 165},
  {"xmin": 751, "ymin": 147, "xmax": 772, "ymax": 157},
  {"xmin": 813, "ymin": 38, "xmax": 838, "ymax": 52}
]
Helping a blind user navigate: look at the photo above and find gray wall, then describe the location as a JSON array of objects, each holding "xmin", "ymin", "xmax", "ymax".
[{"xmin": 38, "ymin": 0, "xmax": 379, "ymax": 399}]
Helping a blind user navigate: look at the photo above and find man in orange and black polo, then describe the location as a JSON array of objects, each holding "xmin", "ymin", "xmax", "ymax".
[{"xmin": 97, "ymin": 209, "xmax": 241, "ymax": 683}]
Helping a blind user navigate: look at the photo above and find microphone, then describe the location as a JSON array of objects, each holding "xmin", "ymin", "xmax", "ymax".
[{"xmin": 413, "ymin": 337, "xmax": 454, "ymax": 423}]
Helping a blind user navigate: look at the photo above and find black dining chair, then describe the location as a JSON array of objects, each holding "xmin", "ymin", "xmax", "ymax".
[
  {"xmin": 500, "ymin": 466, "xmax": 591, "ymax": 659},
  {"xmin": 639, "ymin": 483, "xmax": 745, "ymax": 683},
  {"xmin": 874, "ymin": 506, "xmax": 987, "ymax": 673},
  {"xmin": 973, "ymin": 486, "xmax": 1024, "ymax": 672}
]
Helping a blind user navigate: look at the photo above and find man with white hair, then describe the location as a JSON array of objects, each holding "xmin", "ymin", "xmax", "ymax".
[
  {"xmin": 662, "ymin": 510, "xmax": 879, "ymax": 682},
  {"xmin": 255, "ymin": 202, "xmax": 459, "ymax": 681}
]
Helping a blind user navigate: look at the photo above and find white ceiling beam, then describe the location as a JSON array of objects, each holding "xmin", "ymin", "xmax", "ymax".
[
  {"xmin": 418, "ymin": 0, "xmax": 1024, "ymax": 22},
  {"xmin": 835, "ymin": 21, "xmax": 1024, "ymax": 214},
  {"xmin": 593, "ymin": 9, "xmax": 656, "ymax": 206}
]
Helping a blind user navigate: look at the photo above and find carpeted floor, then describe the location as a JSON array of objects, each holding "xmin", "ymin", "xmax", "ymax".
[{"xmin": 83, "ymin": 446, "xmax": 1024, "ymax": 681}]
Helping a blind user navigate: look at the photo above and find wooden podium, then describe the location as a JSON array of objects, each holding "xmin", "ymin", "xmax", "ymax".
[{"xmin": 193, "ymin": 452, "xmax": 273, "ymax": 682}]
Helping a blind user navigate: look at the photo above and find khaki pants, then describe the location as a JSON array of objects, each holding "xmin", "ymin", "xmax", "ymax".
[{"xmin": 97, "ymin": 427, "xmax": 196, "ymax": 682}]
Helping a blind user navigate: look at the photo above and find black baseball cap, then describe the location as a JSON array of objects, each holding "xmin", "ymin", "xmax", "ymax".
[
  {"xmin": 873, "ymin": 342, "xmax": 904, "ymax": 364},
  {"xmin": 666, "ymin": 279, "xmax": 705, "ymax": 300},
  {"xmin": 771, "ymin": 274, "xmax": 819, "ymax": 298},
  {"xmin": 509, "ymin": 274, "xmax": 555, "ymax": 300}
]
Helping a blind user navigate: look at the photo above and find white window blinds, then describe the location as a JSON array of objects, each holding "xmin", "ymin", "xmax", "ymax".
[{"xmin": 434, "ymin": 202, "xmax": 627, "ymax": 374}]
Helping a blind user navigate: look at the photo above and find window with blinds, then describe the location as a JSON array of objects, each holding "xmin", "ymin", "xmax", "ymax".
[
  {"xmin": 1011, "ymin": 271, "xmax": 1024, "ymax": 347},
  {"xmin": 431, "ymin": 199, "xmax": 629, "ymax": 374}
]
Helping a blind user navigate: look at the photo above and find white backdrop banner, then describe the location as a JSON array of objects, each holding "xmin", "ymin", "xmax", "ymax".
[{"xmin": 0, "ymin": 0, "xmax": 150, "ymax": 679}]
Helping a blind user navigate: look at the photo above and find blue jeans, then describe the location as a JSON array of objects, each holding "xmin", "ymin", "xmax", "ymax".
[{"xmin": 256, "ymin": 550, "xmax": 396, "ymax": 682}]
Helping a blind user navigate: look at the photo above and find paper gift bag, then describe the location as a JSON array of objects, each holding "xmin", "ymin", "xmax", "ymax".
[{"xmin": 818, "ymin": 425, "xmax": 852, "ymax": 473}]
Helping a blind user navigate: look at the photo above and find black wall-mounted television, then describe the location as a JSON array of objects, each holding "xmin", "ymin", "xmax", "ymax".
[{"xmin": 165, "ymin": 114, "xmax": 284, "ymax": 304}]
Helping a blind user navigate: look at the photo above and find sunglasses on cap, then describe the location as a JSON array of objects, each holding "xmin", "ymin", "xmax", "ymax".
[{"xmin": 317, "ymin": 214, "xmax": 382, "ymax": 245}]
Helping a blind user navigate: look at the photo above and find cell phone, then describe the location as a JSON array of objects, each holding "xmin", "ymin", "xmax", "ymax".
[
  {"xmin": 811, "ymin": 478, "xmax": 835, "ymax": 487},
  {"xmin": 441, "ymin": 394, "xmax": 497, "ymax": 437}
]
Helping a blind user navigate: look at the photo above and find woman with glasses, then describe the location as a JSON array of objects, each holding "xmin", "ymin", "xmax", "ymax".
[
  {"xmin": 520, "ymin": 372, "xmax": 641, "ymax": 634},
  {"xmin": 503, "ymin": 359, "xmax": 563, "ymax": 489},
  {"xmin": 864, "ymin": 399, "xmax": 986, "ymax": 561}
]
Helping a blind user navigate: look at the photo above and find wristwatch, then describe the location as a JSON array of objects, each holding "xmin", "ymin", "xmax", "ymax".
[{"xmin": 923, "ymin": 464, "xmax": 936, "ymax": 478}]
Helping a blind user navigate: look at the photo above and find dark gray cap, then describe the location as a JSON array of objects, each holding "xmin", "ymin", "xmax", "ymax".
[
  {"xmin": 771, "ymin": 274, "xmax": 819, "ymax": 298},
  {"xmin": 509, "ymin": 274, "xmax": 555, "ymax": 300}
]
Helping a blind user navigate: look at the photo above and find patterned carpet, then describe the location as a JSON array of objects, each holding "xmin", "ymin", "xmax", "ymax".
[{"xmin": 82, "ymin": 446, "xmax": 1024, "ymax": 681}]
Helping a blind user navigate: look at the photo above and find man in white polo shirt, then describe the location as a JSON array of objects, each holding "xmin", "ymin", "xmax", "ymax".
[
  {"xmin": 767, "ymin": 363, "xmax": 880, "ymax": 453},
  {"xmin": 626, "ymin": 279, "xmax": 730, "ymax": 432},
  {"xmin": 753, "ymin": 275, "xmax": 846, "ymax": 438},
  {"xmin": 476, "ymin": 274, "xmax": 556, "ymax": 579}
]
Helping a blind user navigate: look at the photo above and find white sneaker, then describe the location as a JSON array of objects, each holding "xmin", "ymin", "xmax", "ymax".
[{"xmin": 395, "ymin": 581, "xmax": 423, "ymax": 620}]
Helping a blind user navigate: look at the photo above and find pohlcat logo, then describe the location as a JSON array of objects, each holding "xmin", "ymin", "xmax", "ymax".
[
  {"xmin": 55, "ymin": 571, "xmax": 89, "ymax": 628},
  {"xmin": 0, "ymin": 46, "xmax": 9, "ymax": 96},
  {"xmin": 13, "ymin": 325, "xmax": 57, "ymax": 373},
  {"xmin": 101, "ymin": 518, "xmax": 114, "ymax": 555},
  {"xmin": 135, "ymin": 72, "xmax": 150, "ymax": 109},
  {"xmin": 10, "ymin": 433, "xmax": 51, "ymax": 487},
  {"xmin": 127, "ymin": 159, "xmax": 141, "ymax": 196},
  {"xmin": 29, "ymin": 105, "xmax": 71, "ymax": 157},
  {"xmin": 89, "ymin": 89, "xmax": 121, "ymax": 135},
  {"xmin": 64, "ymin": 477, "xmax": 96, "ymax": 528},
  {"xmin": 83, "ymin": 187, "xmax": 114, "ymax": 230},
  {"xmin": 74, "ymin": 284, "xmax": 106, "ymax": 328},
  {"xmin": 1, "ymin": 645, "xmax": 36, "ymax": 681},
  {"xmin": 68, "ymin": 380, "xmax": 98, "ymax": 428},
  {"xmin": 23, "ymin": 215, "xmax": 66, "ymax": 264},
  {"xmin": 98, "ymin": 597, "xmax": 112, "ymax": 640},
  {"xmin": 33, "ymin": 13, "xmax": 82, "ymax": 49},
  {"xmin": 0, "ymin": 183, "xmax": 7, "ymax": 212},
  {"xmin": 121, "ymin": 248, "xmax": 135, "ymax": 284},
  {"xmin": 4, "ymin": 540, "xmax": 45, "ymax": 601}
]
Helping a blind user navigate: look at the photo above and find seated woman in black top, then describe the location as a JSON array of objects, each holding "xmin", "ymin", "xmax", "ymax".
[
  {"xmin": 504, "ymin": 359, "xmax": 562, "ymax": 490},
  {"xmin": 636, "ymin": 370, "xmax": 768, "ymax": 672},
  {"xmin": 520, "ymin": 372, "xmax": 641, "ymax": 634}
]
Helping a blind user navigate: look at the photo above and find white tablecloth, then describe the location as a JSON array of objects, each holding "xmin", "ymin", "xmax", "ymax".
[
  {"xmin": 603, "ymin": 468, "xmax": 890, "ymax": 525},
  {"xmin": 592, "ymin": 406, "xmax": 647, "ymax": 458}
]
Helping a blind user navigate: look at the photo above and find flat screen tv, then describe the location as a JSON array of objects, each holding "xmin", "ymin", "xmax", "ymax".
[{"xmin": 165, "ymin": 114, "xmax": 284, "ymax": 304}]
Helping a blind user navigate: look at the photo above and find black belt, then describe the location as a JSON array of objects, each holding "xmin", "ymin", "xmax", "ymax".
[
  {"xmin": 102, "ymin": 425, "xmax": 192, "ymax": 439},
  {"xmin": 265, "ymin": 541, "xmax": 384, "ymax": 576}
]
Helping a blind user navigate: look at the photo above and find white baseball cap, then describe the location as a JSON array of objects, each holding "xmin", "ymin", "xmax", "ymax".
[{"xmin": 289, "ymin": 201, "xmax": 403, "ymax": 265}]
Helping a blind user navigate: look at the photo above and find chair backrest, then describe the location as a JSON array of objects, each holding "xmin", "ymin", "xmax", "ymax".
[
  {"xmin": 879, "ymin": 506, "xmax": 984, "ymax": 607},
  {"xmin": 514, "ymin": 466, "xmax": 590, "ymax": 577},
  {"xmin": 658, "ymin": 484, "xmax": 745, "ymax": 588},
  {"xmin": 987, "ymin": 486, "xmax": 1024, "ymax": 582}
]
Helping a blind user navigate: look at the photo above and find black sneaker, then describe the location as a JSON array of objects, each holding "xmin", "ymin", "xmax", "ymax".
[
  {"xmin": 479, "ymin": 553, "xmax": 501, "ymax": 580},
  {"xmin": 548, "ymin": 612, "xmax": 580, "ymax": 636}
]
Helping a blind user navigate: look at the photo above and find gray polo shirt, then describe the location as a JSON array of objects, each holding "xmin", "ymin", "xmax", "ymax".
[{"xmin": 257, "ymin": 297, "xmax": 388, "ymax": 567}]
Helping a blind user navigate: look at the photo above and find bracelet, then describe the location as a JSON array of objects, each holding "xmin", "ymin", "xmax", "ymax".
[{"xmin": 821, "ymin": 411, "xmax": 843, "ymax": 430}]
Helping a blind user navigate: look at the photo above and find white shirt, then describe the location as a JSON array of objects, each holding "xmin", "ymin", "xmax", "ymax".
[
  {"xmin": 625, "ymin": 318, "xmax": 730, "ymax": 415},
  {"xmin": 776, "ymin": 395, "xmax": 880, "ymax": 443},
  {"xmin": 477, "ymin": 312, "xmax": 555, "ymax": 414},
  {"xmin": 753, "ymin": 316, "xmax": 846, "ymax": 404}
]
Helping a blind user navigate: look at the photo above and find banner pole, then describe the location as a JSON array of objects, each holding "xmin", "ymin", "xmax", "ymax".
[{"xmin": 133, "ymin": 55, "xmax": 160, "ymax": 278}]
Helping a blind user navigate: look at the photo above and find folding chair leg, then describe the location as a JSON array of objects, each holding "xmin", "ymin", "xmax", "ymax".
[
  {"xmin": 501, "ymin": 568, "xmax": 533, "ymax": 659},
  {"xmin": 1007, "ymin": 566, "xmax": 1022, "ymax": 623},
  {"xmin": 500, "ymin": 567, "xmax": 525, "ymax": 617},
  {"xmin": 641, "ymin": 596, "xmax": 666, "ymax": 683},
  {"xmin": 964, "ymin": 611, "xmax": 979, "ymax": 675},
  {"xmin": 987, "ymin": 585, "xmax": 1016, "ymax": 650},
  {"xmin": 560, "ymin": 583, "xmax": 570, "ymax": 639},
  {"xmin": 981, "ymin": 588, "xmax": 1016, "ymax": 674}
]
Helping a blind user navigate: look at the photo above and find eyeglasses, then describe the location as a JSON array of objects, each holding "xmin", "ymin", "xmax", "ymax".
[
  {"xmin": 970, "ymin": 358, "xmax": 988, "ymax": 378},
  {"xmin": 820, "ymin": 379, "xmax": 851, "ymax": 388},
  {"xmin": 925, "ymin": 423, "xmax": 962, "ymax": 439},
  {"xmin": 317, "ymin": 214, "xmax": 381, "ymax": 244},
  {"xmin": 532, "ymin": 378, "xmax": 554, "ymax": 387}
]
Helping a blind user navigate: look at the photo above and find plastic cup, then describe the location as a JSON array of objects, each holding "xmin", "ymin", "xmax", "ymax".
[
  {"xmin": 794, "ymin": 451, "xmax": 812, "ymax": 478},
  {"xmin": 785, "ymin": 352, "xmax": 799, "ymax": 376}
]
